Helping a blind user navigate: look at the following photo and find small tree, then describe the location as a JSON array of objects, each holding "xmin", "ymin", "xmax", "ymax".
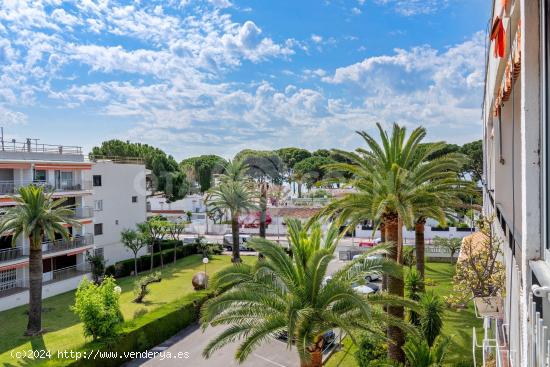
[
  {"xmin": 420, "ymin": 291, "xmax": 444, "ymax": 347},
  {"xmin": 446, "ymin": 216, "xmax": 505, "ymax": 306},
  {"xmin": 137, "ymin": 218, "xmax": 168, "ymax": 270},
  {"xmin": 166, "ymin": 221, "xmax": 187, "ymax": 264},
  {"xmin": 186, "ymin": 210, "xmax": 193, "ymax": 222},
  {"xmin": 133, "ymin": 272, "xmax": 162, "ymax": 303},
  {"xmin": 72, "ymin": 277, "xmax": 124, "ymax": 341},
  {"xmin": 86, "ymin": 252, "xmax": 105, "ymax": 284},
  {"xmin": 432, "ymin": 236, "xmax": 462, "ymax": 264},
  {"xmin": 121, "ymin": 229, "xmax": 147, "ymax": 276},
  {"xmin": 405, "ymin": 269, "xmax": 424, "ymax": 326},
  {"xmin": 403, "ymin": 246, "xmax": 416, "ymax": 270},
  {"xmin": 404, "ymin": 335, "xmax": 451, "ymax": 367}
]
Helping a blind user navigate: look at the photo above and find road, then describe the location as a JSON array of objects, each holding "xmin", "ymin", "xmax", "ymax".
[{"xmin": 124, "ymin": 258, "xmax": 350, "ymax": 367}]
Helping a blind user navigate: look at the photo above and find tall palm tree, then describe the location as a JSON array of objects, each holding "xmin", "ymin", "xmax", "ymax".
[
  {"xmin": 312, "ymin": 123, "xmax": 464, "ymax": 362},
  {"xmin": 0, "ymin": 185, "xmax": 78, "ymax": 335},
  {"xmin": 207, "ymin": 160, "xmax": 257, "ymax": 263},
  {"xmin": 201, "ymin": 219, "xmax": 413, "ymax": 367}
]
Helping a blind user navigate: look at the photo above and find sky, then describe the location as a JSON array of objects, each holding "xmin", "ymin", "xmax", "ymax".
[{"xmin": 0, "ymin": 0, "xmax": 490, "ymax": 160}]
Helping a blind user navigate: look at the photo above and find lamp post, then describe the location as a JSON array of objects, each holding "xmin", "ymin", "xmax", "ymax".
[{"xmin": 203, "ymin": 257, "xmax": 209, "ymax": 287}]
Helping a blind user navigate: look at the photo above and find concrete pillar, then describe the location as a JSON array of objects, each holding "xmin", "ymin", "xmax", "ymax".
[{"xmin": 520, "ymin": 0, "xmax": 541, "ymax": 365}]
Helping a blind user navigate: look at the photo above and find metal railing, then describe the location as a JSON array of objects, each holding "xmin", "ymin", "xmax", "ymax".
[
  {"xmin": 529, "ymin": 292, "xmax": 550, "ymax": 367},
  {"xmin": 0, "ymin": 278, "xmax": 28, "ymax": 295},
  {"xmin": 51, "ymin": 264, "xmax": 89, "ymax": 282},
  {"xmin": 0, "ymin": 139, "xmax": 82, "ymax": 155},
  {"xmin": 42, "ymin": 234, "xmax": 93, "ymax": 254},
  {"xmin": 288, "ymin": 197, "xmax": 330, "ymax": 207},
  {"xmin": 0, "ymin": 180, "xmax": 92, "ymax": 195},
  {"xmin": 70, "ymin": 206, "xmax": 94, "ymax": 219},
  {"xmin": 0, "ymin": 247, "xmax": 24, "ymax": 263},
  {"xmin": 87, "ymin": 155, "xmax": 145, "ymax": 164}
]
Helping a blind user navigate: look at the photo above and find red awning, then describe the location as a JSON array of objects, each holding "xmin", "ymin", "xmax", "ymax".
[
  {"xmin": 66, "ymin": 248, "xmax": 89, "ymax": 256},
  {"xmin": 34, "ymin": 164, "xmax": 92, "ymax": 170},
  {"xmin": 0, "ymin": 163, "xmax": 32, "ymax": 169},
  {"xmin": 0, "ymin": 261, "xmax": 28, "ymax": 272}
]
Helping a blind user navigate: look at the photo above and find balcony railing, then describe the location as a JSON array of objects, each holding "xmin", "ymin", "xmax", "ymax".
[
  {"xmin": 0, "ymin": 180, "xmax": 93, "ymax": 195},
  {"xmin": 0, "ymin": 264, "xmax": 90, "ymax": 297},
  {"xmin": 42, "ymin": 234, "xmax": 93, "ymax": 255},
  {"xmin": 0, "ymin": 139, "xmax": 82, "ymax": 155},
  {"xmin": 0, "ymin": 247, "xmax": 24, "ymax": 263},
  {"xmin": 70, "ymin": 206, "xmax": 94, "ymax": 219}
]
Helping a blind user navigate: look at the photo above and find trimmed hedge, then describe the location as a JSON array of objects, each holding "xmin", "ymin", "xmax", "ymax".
[
  {"xmin": 45, "ymin": 291, "xmax": 212, "ymax": 367},
  {"xmin": 105, "ymin": 241, "xmax": 198, "ymax": 278}
]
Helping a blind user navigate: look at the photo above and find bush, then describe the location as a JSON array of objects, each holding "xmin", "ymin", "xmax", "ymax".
[
  {"xmin": 420, "ymin": 291, "xmax": 444, "ymax": 347},
  {"xmin": 354, "ymin": 332, "xmax": 387, "ymax": 367},
  {"xmin": 71, "ymin": 277, "xmax": 124, "ymax": 341},
  {"xmin": 58, "ymin": 291, "xmax": 211, "ymax": 367},
  {"xmin": 105, "ymin": 242, "xmax": 198, "ymax": 278}
]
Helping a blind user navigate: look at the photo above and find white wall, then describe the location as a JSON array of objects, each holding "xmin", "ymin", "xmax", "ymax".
[
  {"xmin": 0, "ymin": 273, "xmax": 91, "ymax": 312},
  {"xmin": 91, "ymin": 162, "xmax": 147, "ymax": 265}
]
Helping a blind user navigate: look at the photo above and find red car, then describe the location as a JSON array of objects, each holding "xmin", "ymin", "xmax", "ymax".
[{"xmin": 358, "ymin": 241, "xmax": 376, "ymax": 248}]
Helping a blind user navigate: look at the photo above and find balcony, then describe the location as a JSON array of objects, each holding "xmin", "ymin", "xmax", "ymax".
[
  {"xmin": 0, "ymin": 247, "xmax": 25, "ymax": 263},
  {"xmin": 0, "ymin": 180, "xmax": 92, "ymax": 195},
  {"xmin": 0, "ymin": 263, "xmax": 90, "ymax": 298},
  {"xmin": 42, "ymin": 234, "xmax": 93, "ymax": 255},
  {"xmin": 70, "ymin": 206, "xmax": 94, "ymax": 219}
]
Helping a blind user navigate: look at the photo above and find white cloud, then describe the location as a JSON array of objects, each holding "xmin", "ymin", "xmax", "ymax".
[
  {"xmin": 374, "ymin": 0, "xmax": 449, "ymax": 16},
  {"xmin": 311, "ymin": 34, "xmax": 323, "ymax": 43}
]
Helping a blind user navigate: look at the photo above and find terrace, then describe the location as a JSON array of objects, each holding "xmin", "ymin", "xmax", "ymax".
[{"xmin": 0, "ymin": 179, "xmax": 93, "ymax": 195}]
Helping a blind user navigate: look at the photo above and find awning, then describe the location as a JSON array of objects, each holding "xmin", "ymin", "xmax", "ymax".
[
  {"xmin": 0, "ymin": 261, "xmax": 28, "ymax": 272},
  {"xmin": 0, "ymin": 163, "xmax": 32, "ymax": 169},
  {"xmin": 34, "ymin": 164, "xmax": 92, "ymax": 170},
  {"xmin": 66, "ymin": 248, "xmax": 90, "ymax": 256}
]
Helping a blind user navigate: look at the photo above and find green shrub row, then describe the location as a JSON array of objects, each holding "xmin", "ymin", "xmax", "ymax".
[
  {"xmin": 44, "ymin": 291, "xmax": 212, "ymax": 367},
  {"xmin": 105, "ymin": 241, "xmax": 198, "ymax": 278}
]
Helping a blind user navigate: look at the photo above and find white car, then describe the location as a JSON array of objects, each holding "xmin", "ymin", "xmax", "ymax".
[
  {"xmin": 352, "ymin": 283, "xmax": 378, "ymax": 295},
  {"xmin": 223, "ymin": 234, "xmax": 252, "ymax": 251},
  {"xmin": 352, "ymin": 254, "xmax": 382, "ymax": 281}
]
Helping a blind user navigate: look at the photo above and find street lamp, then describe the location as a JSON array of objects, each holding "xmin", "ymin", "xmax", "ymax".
[{"xmin": 202, "ymin": 257, "xmax": 209, "ymax": 287}]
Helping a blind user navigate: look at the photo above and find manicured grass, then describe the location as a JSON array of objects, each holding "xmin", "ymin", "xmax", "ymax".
[
  {"xmin": 0, "ymin": 254, "xmax": 252, "ymax": 366},
  {"xmin": 326, "ymin": 262, "xmax": 483, "ymax": 367}
]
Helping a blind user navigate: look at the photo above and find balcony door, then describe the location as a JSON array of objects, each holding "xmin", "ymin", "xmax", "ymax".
[{"xmin": 55, "ymin": 170, "xmax": 73, "ymax": 190}]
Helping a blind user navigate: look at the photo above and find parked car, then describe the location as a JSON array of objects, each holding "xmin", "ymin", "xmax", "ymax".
[
  {"xmin": 352, "ymin": 282, "xmax": 379, "ymax": 295},
  {"xmin": 275, "ymin": 330, "xmax": 336, "ymax": 348},
  {"xmin": 351, "ymin": 254, "xmax": 382, "ymax": 281},
  {"xmin": 223, "ymin": 234, "xmax": 252, "ymax": 251}
]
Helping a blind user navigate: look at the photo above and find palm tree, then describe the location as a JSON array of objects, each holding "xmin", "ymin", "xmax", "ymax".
[
  {"xmin": 201, "ymin": 219, "xmax": 413, "ymax": 367},
  {"xmin": 312, "ymin": 123, "xmax": 464, "ymax": 362},
  {"xmin": 207, "ymin": 160, "xmax": 257, "ymax": 263},
  {"xmin": 403, "ymin": 335, "xmax": 451, "ymax": 367},
  {"xmin": 0, "ymin": 185, "xmax": 78, "ymax": 335}
]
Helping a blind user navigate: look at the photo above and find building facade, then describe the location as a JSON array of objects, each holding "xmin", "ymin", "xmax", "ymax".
[
  {"xmin": 0, "ymin": 141, "xmax": 146, "ymax": 311},
  {"xmin": 482, "ymin": 0, "xmax": 550, "ymax": 365}
]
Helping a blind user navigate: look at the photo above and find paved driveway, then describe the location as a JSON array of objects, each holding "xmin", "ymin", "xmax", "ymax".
[
  {"xmin": 125, "ymin": 259, "xmax": 349, "ymax": 367},
  {"xmin": 125, "ymin": 323, "xmax": 301, "ymax": 367}
]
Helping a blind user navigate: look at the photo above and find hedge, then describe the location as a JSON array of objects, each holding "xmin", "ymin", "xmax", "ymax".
[
  {"xmin": 43, "ymin": 290, "xmax": 212, "ymax": 367},
  {"xmin": 105, "ymin": 241, "xmax": 198, "ymax": 278}
]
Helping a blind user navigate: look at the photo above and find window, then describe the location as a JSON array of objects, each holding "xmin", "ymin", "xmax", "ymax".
[
  {"xmin": 33, "ymin": 169, "xmax": 46, "ymax": 182},
  {"xmin": 93, "ymin": 175, "xmax": 102, "ymax": 187},
  {"xmin": 0, "ymin": 269, "xmax": 16, "ymax": 291},
  {"xmin": 94, "ymin": 223, "xmax": 103, "ymax": 236},
  {"xmin": 115, "ymin": 220, "xmax": 119, "ymax": 225},
  {"xmin": 132, "ymin": 196, "xmax": 138, "ymax": 203},
  {"xmin": 93, "ymin": 200, "xmax": 103, "ymax": 211},
  {"xmin": 94, "ymin": 247, "xmax": 104, "ymax": 259}
]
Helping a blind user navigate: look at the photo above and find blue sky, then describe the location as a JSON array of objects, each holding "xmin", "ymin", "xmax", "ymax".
[{"xmin": 0, "ymin": 0, "xmax": 489, "ymax": 159}]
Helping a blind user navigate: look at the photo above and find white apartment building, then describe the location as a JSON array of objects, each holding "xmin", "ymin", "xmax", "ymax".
[
  {"xmin": 482, "ymin": 0, "xmax": 550, "ymax": 365},
  {"xmin": 0, "ymin": 140, "xmax": 146, "ymax": 311},
  {"xmin": 91, "ymin": 160, "xmax": 147, "ymax": 266}
]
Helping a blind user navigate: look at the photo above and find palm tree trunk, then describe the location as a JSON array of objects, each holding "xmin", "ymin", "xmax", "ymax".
[
  {"xmin": 159, "ymin": 241, "xmax": 164, "ymax": 268},
  {"xmin": 380, "ymin": 222, "xmax": 387, "ymax": 292},
  {"xmin": 150, "ymin": 243, "xmax": 154, "ymax": 271},
  {"xmin": 231, "ymin": 212, "xmax": 241, "ymax": 263},
  {"xmin": 134, "ymin": 254, "xmax": 138, "ymax": 276},
  {"xmin": 259, "ymin": 183, "xmax": 267, "ymax": 238},
  {"xmin": 384, "ymin": 212, "xmax": 405, "ymax": 363},
  {"xmin": 415, "ymin": 217, "xmax": 426, "ymax": 282},
  {"xmin": 300, "ymin": 350, "xmax": 323, "ymax": 367},
  {"xmin": 25, "ymin": 236, "xmax": 43, "ymax": 336},
  {"xmin": 297, "ymin": 183, "xmax": 302, "ymax": 198}
]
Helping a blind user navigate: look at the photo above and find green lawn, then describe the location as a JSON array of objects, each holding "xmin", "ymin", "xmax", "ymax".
[
  {"xmin": 326, "ymin": 262, "xmax": 483, "ymax": 367},
  {"xmin": 0, "ymin": 254, "xmax": 251, "ymax": 366}
]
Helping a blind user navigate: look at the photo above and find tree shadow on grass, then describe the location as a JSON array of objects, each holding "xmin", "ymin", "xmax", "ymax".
[{"xmin": 3, "ymin": 335, "xmax": 47, "ymax": 367}]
